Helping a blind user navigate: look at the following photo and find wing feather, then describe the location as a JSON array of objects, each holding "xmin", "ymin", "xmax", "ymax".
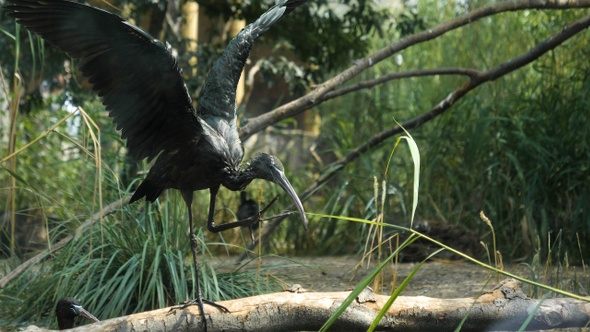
[
  {"xmin": 197, "ymin": 0, "xmax": 306, "ymax": 120},
  {"xmin": 6, "ymin": 0, "xmax": 201, "ymax": 161}
]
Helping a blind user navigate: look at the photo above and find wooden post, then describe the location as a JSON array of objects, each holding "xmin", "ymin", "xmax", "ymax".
[{"xmin": 182, "ymin": 1, "xmax": 199, "ymax": 76}]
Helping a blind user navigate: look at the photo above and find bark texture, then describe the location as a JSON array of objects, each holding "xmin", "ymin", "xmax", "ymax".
[{"xmin": 21, "ymin": 279, "xmax": 590, "ymax": 332}]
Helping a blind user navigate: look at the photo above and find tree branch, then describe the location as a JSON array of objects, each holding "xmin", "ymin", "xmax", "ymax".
[
  {"xmin": 238, "ymin": 0, "xmax": 590, "ymax": 140},
  {"xmin": 239, "ymin": 13, "xmax": 590, "ymax": 261},
  {"xmin": 322, "ymin": 68, "xmax": 483, "ymax": 101},
  {"xmin": 0, "ymin": 197, "xmax": 130, "ymax": 289},
  {"xmin": 333, "ymin": 12, "xmax": 590, "ymax": 163}
]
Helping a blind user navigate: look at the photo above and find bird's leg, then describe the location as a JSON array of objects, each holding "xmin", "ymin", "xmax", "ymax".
[
  {"xmin": 169, "ymin": 190, "xmax": 228, "ymax": 332},
  {"xmin": 207, "ymin": 191, "xmax": 290, "ymax": 234},
  {"xmin": 186, "ymin": 190, "xmax": 209, "ymax": 330},
  {"xmin": 169, "ymin": 191, "xmax": 207, "ymax": 329}
]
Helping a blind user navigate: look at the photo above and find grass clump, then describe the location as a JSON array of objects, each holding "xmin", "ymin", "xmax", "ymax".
[{"xmin": 1, "ymin": 197, "xmax": 281, "ymax": 330}]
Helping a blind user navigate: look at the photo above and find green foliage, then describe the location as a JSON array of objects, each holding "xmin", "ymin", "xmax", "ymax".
[
  {"xmin": 413, "ymin": 9, "xmax": 590, "ymax": 261},
  {"xmin": 201, "ymin": 0, "xmax": 387, "ymax": 73},
  {"xmin": 1, "ymin": 195, "xmax": 281, "ymax": 329},
  {"xmin": 314, "ymin": 3, "xmax": 590, "ymax": 262}
]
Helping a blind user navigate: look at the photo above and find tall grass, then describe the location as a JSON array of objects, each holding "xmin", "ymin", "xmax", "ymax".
[
  {"xmin": 306, "ymin": 4, "xmax": 590, "ymax": 263},
  {"xmin": 1, "ymin": 193, "xmax": 282, "ymax": 329},
  {"xmin": 0, "ymin": 96, "xmax": 284, "ymax": 329},
  {"xmin": 0, "ymin": 72, "xmax": 279, "ymax": 331}
]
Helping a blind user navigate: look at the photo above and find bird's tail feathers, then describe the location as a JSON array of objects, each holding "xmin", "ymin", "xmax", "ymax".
[{"xmin": 130, "ymin": 179, "xmax": 164, "ymax": 203}]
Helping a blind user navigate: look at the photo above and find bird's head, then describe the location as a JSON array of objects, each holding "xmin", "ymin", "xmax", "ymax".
[
  {"xmin": 56, "ymin": 297, "xmax": 99, "ymax": 330},
  {"xmin": 245, "ymin": 153, "xmax": 307, "ymax": 228}
]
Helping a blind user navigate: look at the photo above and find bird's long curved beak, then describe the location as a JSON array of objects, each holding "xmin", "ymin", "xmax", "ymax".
[
  {"xmin": 272, "ymin": 169, "xmax": 308, "ymax": 229},
  {"xmin": 74, "ymin": 305, "xmax": 100, "ymax": 323}
]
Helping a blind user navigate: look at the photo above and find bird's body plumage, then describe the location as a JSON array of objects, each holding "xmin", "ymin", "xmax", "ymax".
[
  {"xmin": 133, "ymin": 0, "xmax": 304, "ymax": 202},
  {"xmin": 6, "ymin": 0, "xmax": 305, "ymax": 203},
  {"xmin": 5, "ymin": 0, "xmax": 308, "ymax": 228},
  {"xmin": 238, "ymin": 191, "xmax": 261, "ymax": 235},
  {"xmin": 238, "ymin": 191, "xmax": 259, "ymax": 222}
]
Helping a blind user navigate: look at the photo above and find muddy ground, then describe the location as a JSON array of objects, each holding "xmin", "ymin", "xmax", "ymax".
[
  {"xmin": 233, "ymin": 256, "xmax": 533, "ymax": 297},
  {"xmin": 231, "ymin": 255, "xmax": 590, "ymax": 331}
]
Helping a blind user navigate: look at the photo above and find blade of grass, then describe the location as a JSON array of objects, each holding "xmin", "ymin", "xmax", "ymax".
[
  {"xmin": 319, "ymin": 233, "xmax": 420, "ymax": 332},
  {"xmin": 396, "ymin": 121, "xmax": 420, "ymax": 226},
  {"xmin": 368, "ymin": 248, "xmax": 444, "ymax": 332},
  {"xmin": 517, "ymin": 293, "xmax": 550, "ymax": 332},
  {"xmin": 311, "ymin": 212, "xmax": 590, "ymax": 301}
]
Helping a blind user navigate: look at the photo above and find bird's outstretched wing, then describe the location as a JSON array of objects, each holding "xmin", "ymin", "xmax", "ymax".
[
  {"xmin": 197, "ymin": 0, "xmax": 306, "ymax": 120},
  {"xmin": 5, "ymin": 0, "xmax": 201, "ymax": 162}
]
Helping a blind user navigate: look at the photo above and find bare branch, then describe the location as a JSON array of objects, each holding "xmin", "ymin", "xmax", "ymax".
[
  {"xmin": 0, "ymin": 197, "xmax": 130, "ymax": 289},
  {"xmin": 323, "ymin": 68, "xmax": 483, "ymax": 101},
  {"xmin": 238, "ymin": 0, "xmax": 590, "ymax": 140},
  {"xmin": 239, "ymin": 13, "xmax": 590, "ymax": 261}
]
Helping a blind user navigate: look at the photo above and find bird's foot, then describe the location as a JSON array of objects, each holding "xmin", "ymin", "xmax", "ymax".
[
  {"xmin": 168, "ymin": 298, "xmax": 228, "ymax": 332},
  {"xmin": 245, "ymin": 195, "xmax": 280, "ymax": 241},
  {"xmin": 169, "ymin": 298, "xmax": 230, "ymax": 314}
]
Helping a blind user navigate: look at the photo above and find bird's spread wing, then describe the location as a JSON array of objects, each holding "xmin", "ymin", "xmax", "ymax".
[
  {"xmin": 197, "ymin": 0, "xmax": 306, "ymax": 120},
  {"xmin": 6, "ymin": 0, "xmax": 201, "ymax": 162}
]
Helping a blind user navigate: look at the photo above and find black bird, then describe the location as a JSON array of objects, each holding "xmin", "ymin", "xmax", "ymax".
[
  {"xmin": 6, "ymin": 0, "xmax": 308, "ymax": 329},
  {"xmin": 238, "ymin": 191, "xmax": 260, "ymax": 232},
  {"xmin": 55, "ymin": 297, "xmax": 99, "ymax": 330}
]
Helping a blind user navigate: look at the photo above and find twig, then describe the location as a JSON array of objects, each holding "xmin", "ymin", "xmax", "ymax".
[
  {"xmin": 0, "ymin": 197, "xmax": 130, "ymax": 289},
  {"xmin": 323, "ymin": 68, "xmax": 482, "ymax": 101},
  {"xmin": 238, "ymin": 0, "xmax": 590, "ymax": 140}
]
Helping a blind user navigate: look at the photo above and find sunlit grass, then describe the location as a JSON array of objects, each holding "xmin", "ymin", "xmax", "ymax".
[
  {"xmin": 316, "ymin": 128, "xmax": 589, "ymax": 330},
  {"xmin": 1, "ymin": 196, "xmax": 284, "ymax": 329}
]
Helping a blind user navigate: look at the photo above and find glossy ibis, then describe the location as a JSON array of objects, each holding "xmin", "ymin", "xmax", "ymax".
[
  {"xmin": 238, "ymin": 192, "xmax": 260, "ymax": 224},
  {"xmin": 6, "ymin": 0, "xmax": 308, "ymax": 329},
  {"xmin": 238, "ymin": 191, "xmax": 261, "ymax": 238},
  {"xmin": 55, "ymin": 297, "xmax": 99, "ymax": 330}
]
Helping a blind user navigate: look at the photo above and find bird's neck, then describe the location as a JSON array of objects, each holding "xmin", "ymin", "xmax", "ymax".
[
  {"xmin": 222, "ymin": 168, "xmax": 254, "ymax": 191},
  {"xmin": 57, "ymin": 316, "xmax": 74, "ymax": 330}
]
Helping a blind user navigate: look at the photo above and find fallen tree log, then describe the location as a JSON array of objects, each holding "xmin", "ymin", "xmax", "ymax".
[{"xmin": 20, "ymin": 279, "xmax": 590, "ymax": 331}]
